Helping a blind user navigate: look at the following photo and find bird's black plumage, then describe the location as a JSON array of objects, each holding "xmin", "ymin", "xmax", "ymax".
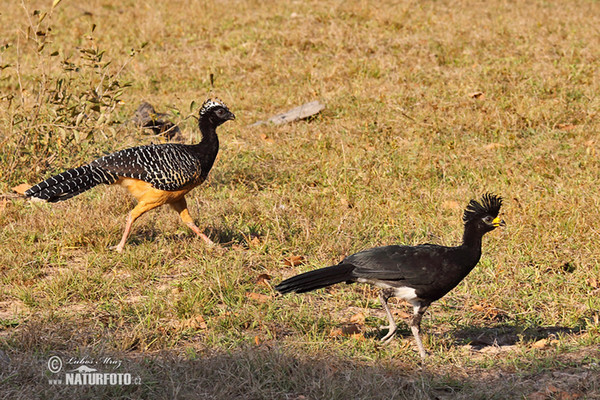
[{"xmin": 275, "ymin": 193, "xmax": 505, "ymax": 360}]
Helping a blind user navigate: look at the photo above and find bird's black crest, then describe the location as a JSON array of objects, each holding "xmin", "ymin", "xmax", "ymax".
[
  {"xmin": 199, "ymin": 98, "xmax": 228, "ymax": 116},
  {"xmin": 463, "ymin": 193, "xmax": 502, "ymax": 223}
]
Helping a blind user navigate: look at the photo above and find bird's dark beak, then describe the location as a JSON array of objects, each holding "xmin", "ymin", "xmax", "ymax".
[
  {"xmin": 492, "ymin": 217, "xmax": 506, "ymax": 227},
  {"xmin": 228, "ymin": 112, "xmax": 236, "ymax": 121}
]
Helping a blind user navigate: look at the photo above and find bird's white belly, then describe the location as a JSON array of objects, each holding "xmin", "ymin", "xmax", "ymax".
[{"xmin": 356, "ymin": 278, "xmax": 419, "ymax": 304}]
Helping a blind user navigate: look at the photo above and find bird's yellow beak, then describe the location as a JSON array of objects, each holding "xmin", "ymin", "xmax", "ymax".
[{"xmin": 492, "ymin": 216, "xmax": 506, "ymax": 227}]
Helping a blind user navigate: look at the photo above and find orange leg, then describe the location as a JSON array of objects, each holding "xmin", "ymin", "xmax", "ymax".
[
  {"xmin": 170, "ymin": 197, "xmax": 214, "ymax": 245},
  {"xmin": 111, "ymin": 201, "xmax": 161, "ymax": 252}
]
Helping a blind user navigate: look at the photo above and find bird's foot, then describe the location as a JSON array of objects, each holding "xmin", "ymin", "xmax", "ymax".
[
  {"xmin": 379, "ymin": 325, "xmax": 398, "ymax": 343},
  {"xmin": 199, "ymin": 234, "xmax": 215, "ymax": 246},
  {"xmin": 109, "ymin": 245, "xmax": 124, "ymax": 253},
  {"xmin": 187, "ymin": 223, "xmax": 217, "ymax": 247},
  {"xmin": 196, "ymin": 232, "xmax": 228, "ymax": 254}
]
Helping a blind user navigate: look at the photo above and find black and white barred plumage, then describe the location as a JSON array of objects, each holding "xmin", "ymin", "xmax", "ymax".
[
  {"xmin": 25, "ymin": 165, "xmax": 119, "ymax": 203},
  {"xmin": 90, "ymin": 143, "xmax": 205, "ymax": 191},
  {"xmin": 26, "ymin": 98, "xmax": 235, "ymax": 202}
]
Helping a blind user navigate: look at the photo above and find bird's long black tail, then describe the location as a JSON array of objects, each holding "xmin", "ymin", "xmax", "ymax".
[
  {"xmin": 275, "ymin": 264, "xmax": 356, "ymax": 294},
  {"xmin": 25, "ymin": 165, "xmax": 119, "ymax": 203}
]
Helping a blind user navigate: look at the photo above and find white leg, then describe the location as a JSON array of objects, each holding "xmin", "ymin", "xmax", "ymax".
[
  {"xmin": 411, "ymin": 304, "xmax": 429, "ymax": 360},
  {"xmin": 379, "ymin": 292, "xmax": 398, "ymax": 343}
]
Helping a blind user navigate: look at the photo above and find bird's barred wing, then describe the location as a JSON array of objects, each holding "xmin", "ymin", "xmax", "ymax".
[
  {"xmin": 90, "ymin": 144, "xmax": 202, "ymax": 191},
  {"xmin": 346, "ymin": 245, "xmax": 441, "ymax": 285}
]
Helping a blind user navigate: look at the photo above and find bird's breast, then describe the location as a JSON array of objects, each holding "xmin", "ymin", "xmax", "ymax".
[{"xmin": 117, "ymin": 178, "xmax": 191, "ymax": 204}]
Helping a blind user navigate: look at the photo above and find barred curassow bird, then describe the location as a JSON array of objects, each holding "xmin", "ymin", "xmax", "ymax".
[
  {"xmin": 26, "ymin": 98, "xmax": 235, "ymax": 252},
  {"xmin": 275, "ymin": 193, "xmax": 505, "ymax": 360}
]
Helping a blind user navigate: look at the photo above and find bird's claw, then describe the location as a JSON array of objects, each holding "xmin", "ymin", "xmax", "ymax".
[{"xmin": 379, "ymin": 325, "xmax": 398, "ymax": 343}]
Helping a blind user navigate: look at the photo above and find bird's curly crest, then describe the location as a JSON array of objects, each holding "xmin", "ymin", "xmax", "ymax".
[
  {"xmin": 463, "ymin": 193, "xmax": 503, "ymax": 223},
  {"xmin": 199, "ymin": 98, "xmax": 229, "ymax": 116}
]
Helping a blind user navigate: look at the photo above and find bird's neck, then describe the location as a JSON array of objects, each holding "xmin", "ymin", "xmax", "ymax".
[
  {"xmin": 197, "ymin": 119, "xmax": 218, "ymax": 143},
  {"xmin": 191, "ymin": 120, "xmax": 219, "ymax": 150},
  {"xmin": 190, "ymin": 120, "xmax": 220, "ymax": 174},
  {"xmin": 455, "ymin": 226, "xmax": 484, "ymax": 272},
  {"xmin": 461, "ymin": 224, "xmax": 484, "ymax": 251}
]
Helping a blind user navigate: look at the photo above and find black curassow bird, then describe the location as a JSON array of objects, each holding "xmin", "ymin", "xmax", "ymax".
[
  {"xmin": 26, "ymin": 98, "xmax": 235, "ymax": 252},
  {"xmin": 275, "ymin": 193, "xmax": 505, "ymax": 360}
]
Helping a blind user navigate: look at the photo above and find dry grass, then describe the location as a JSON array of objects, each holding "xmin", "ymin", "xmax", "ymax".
[{"xmin": 1, "ymin": 0, "xmax": 600, "ymax": 398}]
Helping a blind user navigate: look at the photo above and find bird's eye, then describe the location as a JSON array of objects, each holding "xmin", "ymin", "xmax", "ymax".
[{"xmin": 483, "ymin": 216, "xmax": 493, "ymax": 223}]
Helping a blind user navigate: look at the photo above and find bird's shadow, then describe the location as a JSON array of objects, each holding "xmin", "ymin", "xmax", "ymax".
[
  {"xmin": 363, "ymin": 322, "xmax": 584, "ymax": 349},
  {"xmin": 205, "ymin": 225, "xmax": 263, "ymax": 248},
  {"xmin": 447, "ymin": 323, "xmax": 583, "ymax": 349},
  {"xmin": 124, "ymin": 224, "xmax": 257, "ymax": 249}
]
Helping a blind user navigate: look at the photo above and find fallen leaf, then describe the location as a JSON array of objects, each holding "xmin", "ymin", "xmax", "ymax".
[
  {"xmin": 329, "ymin": 324, "xmax": 363, "ymax": 337},
  {"xmin": 532, "ymin": 338, "xmax": 548, "ymax": 349},
  {"xmin": 254, "ymin": 335, "xmax": 261, "ymax": 345},
  {"xmin": 255, "ymin": 273, "xmax": 272, "ymax": 286},
  {"xmin": 546, "ymin": 385, "xmax": 559, "ymax": 393},
  {"xmin": 188, "ymin": 315, "xmax": 208, "ymax": 330},
  {"xmin": 349, "ymin": 313, "xmax": 365, "ymax": 325},
  {"xmin": 12, "ymin": 183, "xmax": 32, "ymax": 195},
  {"xmin": 249, "ymin": 236, "xmax": 261, "ymax": 247},
  {"xmin": 283, "ymin": 255, "xmax": 305, "ymax": 267},
  {"xmin": 260, "ymin": 133, "xmax": 275, "ymax": 143},
  {"xmin": 328, "ymin": 328, "xmax": 343, "ymax": 337},
  {"xmin": 469, "ymin": 91, "xmax": 484, "ymax": 99},
  {"xmin": 588, "ymin": 276, "xmax": 599, "ymax": 289},
  {"xmin": 246, "ymin": 292, "xmax": 272, "ymax": 303},
  {"xmin": 542, "ymin": 384, "xmax": 582, "ymax": 400},
  {"xmin": 472, "ymin": 304, "xmax": 486, "ymax": 312},
  {"xmin": 528, "ymin": 392, "xmax": 547, "ymax": 400},
  {"xmin": 471, "ymin": 302, "xmax": 506, "ymax": 320},
  {"xmin": 171, "ymin": 286, "xmax": 183, "ymax": 294}
]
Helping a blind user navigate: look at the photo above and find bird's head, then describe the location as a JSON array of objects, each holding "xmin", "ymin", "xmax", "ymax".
[
  {"xmin": 462, "ymin": 193, "xmax": 505, "ymax": 234},
  {"xmin": 199, "ymin": 98, "xmax": 236, "ymax": 127}
]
